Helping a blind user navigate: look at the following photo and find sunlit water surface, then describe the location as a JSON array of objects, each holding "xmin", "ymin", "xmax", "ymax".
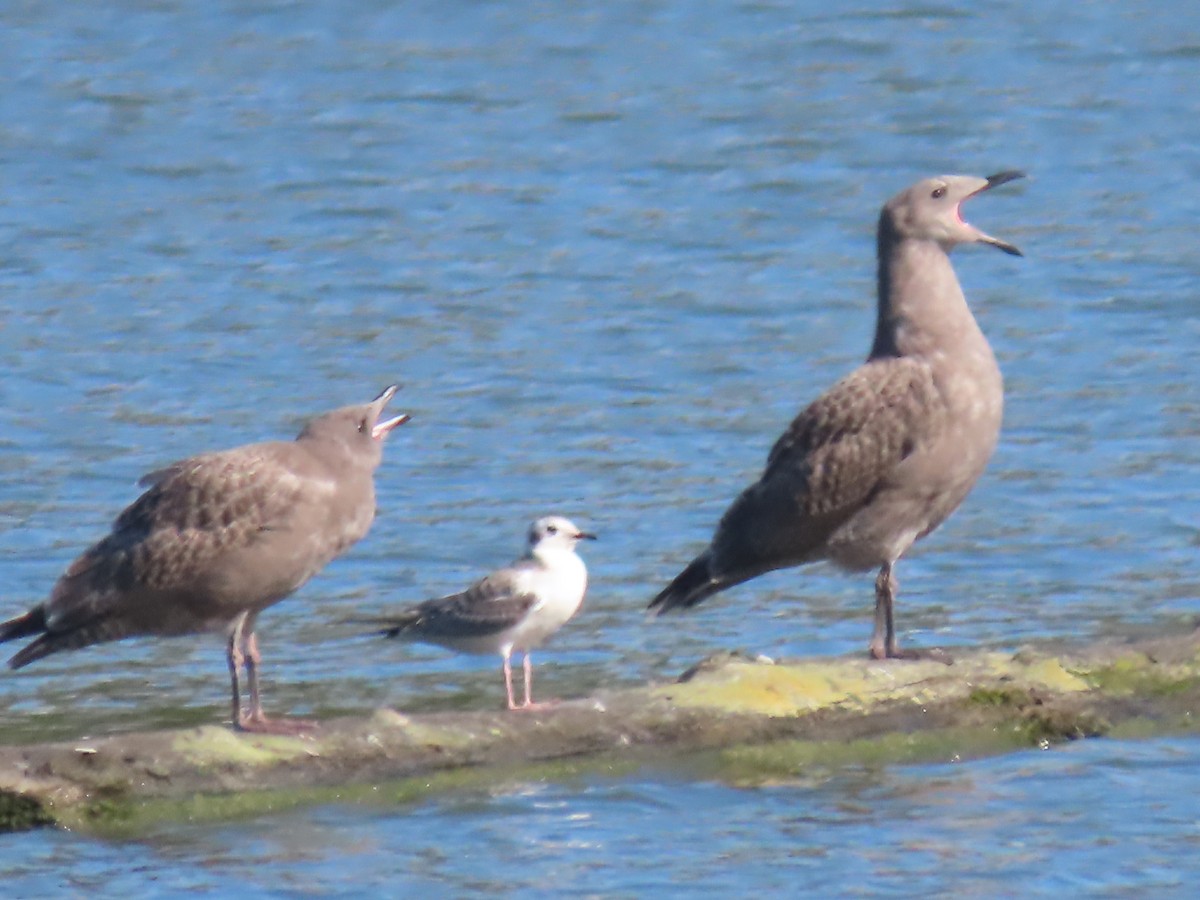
[{"xmin": 6, "ymin": 736, "xmax": 1200, "ymax": 896}]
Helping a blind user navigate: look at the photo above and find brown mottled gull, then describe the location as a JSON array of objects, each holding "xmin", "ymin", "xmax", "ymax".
[
  {"xmin": 650, "ymin": 172, "xmax": 1025, "ymax": 659},
  {"xmin": 1, "ymin": 385, "xmax": 409, "ymax": 732}
]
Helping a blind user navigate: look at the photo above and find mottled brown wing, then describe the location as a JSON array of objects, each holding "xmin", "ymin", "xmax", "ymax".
[
  {"xmin": 711, "ymin": 358, "xmax": 946, "ymax": 568},
  {"xmin": 45, "ymin": 443, "xmax": 310, "ymax": 630},
  {"xmin": 762, "ymin": 356, "xmax": 945, "ymax": 511},
  {"xmin": 387, "ymin": 571, "xmax": 539, "ymax": 640}
]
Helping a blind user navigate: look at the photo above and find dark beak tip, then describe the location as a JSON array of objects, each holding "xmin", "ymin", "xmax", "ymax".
[
  {"xmin": 374, "ymin": 384, "xmax": 402, "ymax": 405},
  {"xmin": 990, "ymin": 237, "xmax": 1024, "ymax": 257},
  {"xmin": 985, "ymin": 170, "xmax": 1026, "ymax": 189}
]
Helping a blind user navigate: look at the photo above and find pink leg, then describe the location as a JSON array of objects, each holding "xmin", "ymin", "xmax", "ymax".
[
  {"xmin": 503, "ymin": 653, "xmax": 519, "ymax": 710},
  {"xmin": 868, "ymin": 563, "xmax": 952, "ymax": 664},
  {"xmin": 869, "ymin": 563, "xmax": 897, "ymax": 660},
  {"xmin": 509, "ymin": 654, "xmax": 560, "ymax": 712},
  {"xmin": 226, "ymin": 623, "xmax": 246, "ymax": 727},
  {"xmin": 245, "ymin": 631, "xmax": 265, "ymax": 719},
  {"xmin": 522, "ymin": 653, "xmax": 534, "ymax": 708},
  {"xmin": 234, "ymin": 631, "xmax": 317, "ymax": 736}
]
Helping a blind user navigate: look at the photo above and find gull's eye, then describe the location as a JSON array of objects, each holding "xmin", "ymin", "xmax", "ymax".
[
  {"xmin": 357, "ymin": 418, "xmax": 368, "ymax": 434},
  {"xmin": 546, "ymin": 524, "xmax": 558, "ymax": 535},
  {"xmin": 931, "ymin": 186, "xmax": 946, "ymax": 199}
]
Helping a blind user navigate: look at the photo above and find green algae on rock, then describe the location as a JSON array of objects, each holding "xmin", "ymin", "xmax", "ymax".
[{"xmin": 3, "ymin": 627, "xmax": 1200, "ymax": 835}]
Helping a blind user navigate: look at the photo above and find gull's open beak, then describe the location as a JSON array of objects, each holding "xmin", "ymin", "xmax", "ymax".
[
  {"xmin": 372, "ymin": 414, "xmax": 410, "ymax": 439},
  {"xmin": 369, "ymin": 384, "xmax": 410, "ymax": 440},
  {"xmin": 982, "ymin": 170, "xmax": 1026, "ymax": 191},
  {"xmin": 963, "ymin": 170, "xmax": 1025, "ymax": 257}
]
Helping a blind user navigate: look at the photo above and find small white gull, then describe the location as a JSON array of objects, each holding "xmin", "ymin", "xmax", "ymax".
[{"xmin": 378, "ymin": 516, "xmax": 594, "ymax": 710}]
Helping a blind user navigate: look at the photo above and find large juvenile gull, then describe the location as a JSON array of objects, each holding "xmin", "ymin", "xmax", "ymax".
[
  {"xmin": 650, "ymin": 172, "xmax": 1024, "ymax": 659},
  {"xmin": 0, "ymin": 385, "xmax": 409, "ymax": 733},
  {"xmin": 376, "ymin": 516, "xmax": 594, "ymax": 710}
]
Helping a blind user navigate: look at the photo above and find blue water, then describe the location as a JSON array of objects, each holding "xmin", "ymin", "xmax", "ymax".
[
  {"xmin": 1, "ymin": 0, "xmax": 1199, "ymax": 893},
  {"xmin": 6, "ymin": 735, "xmax": 1200, "ymax": 897}
]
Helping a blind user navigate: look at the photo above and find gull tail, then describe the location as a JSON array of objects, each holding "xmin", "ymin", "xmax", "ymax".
[
  {"xmin": 649, "ymin": 551, "xmax": 732, "ymax": 614},
  {"xmin": 377, "ymin": 613, "xmax": 422, "ymax": 639},
  {"xmin": 345, "ymin": 611, "xmax": 423, "ymax": 639},
  {"xmin": 3, "ymin": 608, "xmax": 132, "ymax": 669},
  {"xmin": 1, "ymin": 608, "xmax": 50, "ymax": 669},
  {"xmin": 0, "ymin": 608, "xmax": 45, "ymax": 645}
]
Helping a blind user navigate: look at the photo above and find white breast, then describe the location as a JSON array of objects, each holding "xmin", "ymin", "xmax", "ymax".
[{"xmin": 506, "ymin": 549, "xmax": 588, "ymax": 653}]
